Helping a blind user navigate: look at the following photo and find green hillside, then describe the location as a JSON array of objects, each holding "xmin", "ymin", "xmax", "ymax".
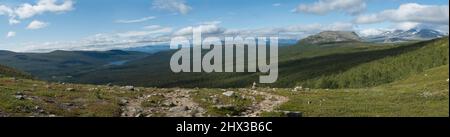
[
  {"xmin": 69, "ymin": 37, "xmax": 448, "ymax": 89},
  {"xmin": 302, "ymin": 37, "xmax": 449, "ymax": 88},
  {"xmin": 0, "ymin": 65, "xmax": 447, "ymax": 117},
  {"xmin": 0, "ymin": 64, "xmax": 32, "ymax": 79},
  {"xmin": 267, "ymin": 65, "xmax": 449, "ymax": 117},
  {"xmin": 0, "ymin": 50, "xmax": 148, "ymax": 81},
  {"xmin": 0, "ymin": 38, "xmax": 448, "ymax": 117}
]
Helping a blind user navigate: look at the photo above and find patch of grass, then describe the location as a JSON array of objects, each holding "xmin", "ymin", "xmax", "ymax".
[
  {"xmin": 192, "ymin": 89, "xmax": 254, "ymax": 116},
  {"xmin": 275, "ymin": 65, "xmax": 449, "ymax": 117}
]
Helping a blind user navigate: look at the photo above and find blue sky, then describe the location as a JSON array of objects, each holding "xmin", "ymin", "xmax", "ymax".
[{"xmin": 0, "ymin": 0, "xmax": 448, "ymax": 52}]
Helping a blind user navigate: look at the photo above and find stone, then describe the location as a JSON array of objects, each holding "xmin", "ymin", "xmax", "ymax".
[
  {"xmin": 293, "ymin": 86, "xmax": 303, "ymax": 92},
  {"xmin": 119, "ymin": 99, "xmax": 129, "ymax": 105},
  {"xmin": 252, "ymin": 82, "xmax": 257, "ymax": 89},
  {"xmin": 214, "ymin": 105, "xmax": 235, "ymax": 110},
  {"xmin": 15, "ymin": 95, "xmax": 25, "ymax": 100},
  {"xmin": 15, "ymin": 91, "xmax": 24, "ymax": 96},
  {"xmin": 65, "ymin": 88, "xmax": 75, "ymax": 91},
  {"xmin": 285, "ymin": 111, "xmax": 302, "ymax": 117},
  {"xmin": 222, "ymin": 91, "xmax": 235, "ymax": 97},
  {"xmin": 169, "ymin": 106, "xmax": 189, "ymax": 112},
  {"xmin": 123, "ymin": 86, "xmax": 135, "ymax": 91},
  {"xmin": 211, "ymin": 98, "xmax": 219, "ymax": 104}
]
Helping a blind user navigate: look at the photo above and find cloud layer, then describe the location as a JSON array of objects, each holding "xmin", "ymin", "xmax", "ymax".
[
  {"xmin": 27, "ymin": 20, "xmax": 49, "ymax": 30},
  {"xmin": 355, "ymin": 3, "xmax": 449, "ymax": 25},
  {"xmin": 0, "ymin": 0, "xmax": 74, "ymax": 25},
  {"xmin": 293, "ymin": 0, "xmax": 366, "ymax": 15},
  {"xmin": 152, "ymin": 0, "xmax": 192, "ymax": 15},
  {"xmin": 115, "ymin": 16, "xmax": 156, "ymax": 24},
  {"xmin": 6, "ymin": 31, "xmax": 16, "ymax": 38}
]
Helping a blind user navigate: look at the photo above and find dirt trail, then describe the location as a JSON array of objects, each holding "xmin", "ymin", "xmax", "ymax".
[
  {"xmin": 121, "ymin": 89, "xmax": 206, "ymax": 117},
  {"xmin": 244, "ymin": 90, "xmax": 289, "ymax": 117},
  {"xmin": 121, "ymin": 89, "xmax": 288, "ymax": 117}
]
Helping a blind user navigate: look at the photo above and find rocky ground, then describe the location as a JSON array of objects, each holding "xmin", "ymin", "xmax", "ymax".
[
  {"xmin": 120, "ymin": 88, "xmax": 289, "ymax": 117},
  {"xmin": 0, "ymin": 77, "xmax": 290, "ymax": 117}
]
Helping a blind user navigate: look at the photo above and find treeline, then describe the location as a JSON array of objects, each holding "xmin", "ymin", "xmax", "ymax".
[{"xmin": 301, "ymin": 37, "xmax": 449, "ymax": 89}]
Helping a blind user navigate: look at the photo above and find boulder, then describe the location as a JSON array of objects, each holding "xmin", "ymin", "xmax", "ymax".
[{"xmin": 222, "ymin": 91, "xmax": 235, "ymax": 97}]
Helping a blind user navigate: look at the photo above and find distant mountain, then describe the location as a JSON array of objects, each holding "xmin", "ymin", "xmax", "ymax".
[
  {"xmin": 123, "ymin": 45, "xmax": 171, "ymax": 54},
  {"xmin": 299, "ymin": 31, "xmax": 362, "ymax": 45},
  {"xmin": 0, "ymin": 50, "xmax": 148, "ymax": 81},
  {"xmin": 363, "ymin": 28, "xmax": 447, "ymax": 43}
]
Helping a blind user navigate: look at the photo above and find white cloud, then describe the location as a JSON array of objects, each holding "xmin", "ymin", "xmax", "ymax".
[
  {"xmin": 12, "ymin": 25, "xmax": 174, "ymax": 52},
  {"xmin": 174, "ymin": 22, "xmax": 225, "ymax": 36},
  {"xmin": 273, "ymin": 3, "xmax": 281, "ymax": 7},
  {"xmin": 293, "ymin": 0, "xmax": 366, "ymax": 15},
  {"xmin": 6, "ymin": 31, "xmax": 16, "ymax": 38},
  {"xmin": 152, "ymin": 0, "xmax": 192, "ymax": 15},
  {"xmin": 224, "ymin": 22, "xmax": 356, "ymax": 39},
  {"xmin": 0, "ymin": 0, "xmax": 74, "ymax": 25},
  {"xmin": 354, "ymin": 3, "xmax": 449, "ymax": 25},
  {"xmin": 117, "ymin": 27, "xmax": 173, "ymax": 37},
  {"xmin": 0, "ymin": 5, "xmax": 13, "ymax": 16},
  {"xmin": 115, "ymin": 16, "xmax": 156, "ymax": 23},
  {"xmin": 143, "ymin": 25, "xmax": 162, "ymax": 30},
  {"xmin": 8, "ymin": 18, "xmax": 21, "ymax": 25},
  {"xmin": 394, "ymin": 22, "xmax": 420, "ymax": 30},
  {"xmin": 27, "ymin": 20, "xmax": 49, "ymax": 30},
  {"xmin": 15, "ymin": 0, "xmax": 74, "ymax": 19},
  {"xmin": 357, "ymin": 28, "xmax": 389, "ymax": 37}
]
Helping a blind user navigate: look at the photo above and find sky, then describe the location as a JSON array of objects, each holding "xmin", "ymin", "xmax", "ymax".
[{"xmin": 0, "ymin": 0, "xmax": 449, "ymax": 52}]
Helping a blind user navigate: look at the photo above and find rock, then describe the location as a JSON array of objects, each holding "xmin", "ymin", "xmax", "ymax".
[
  {"xmin": 211, "ymin": 97, "xmax": 219, "ymax": 104},
  {"xmin": 222, "ymin": 91, "xmax": 235, "ymax": 97},
  {"xmin": 15, "ymin": 95, "xmax": 25, "ymax": 100},
  {"xmin": 293, "ymin": 86, "xmax": 303, "ymax": 92},
  {"xmin": 169, "ymin": 106, "xmax": 189, "ymax": 112},
  {"xmin": 285, "ymin": 111, "xmax": 302, "ymax": 117},
  {"xmin": 63, "ymin": 103, "xmax": 74, "ymax": 106},
  {"xmin": 214, "ymin": 105, "xmax": 235, "ymax": 110},
  {"xmin": 88, "ymin": 88, "xmax": 99, "ymax": 91},
  {"xmin": 123, "ymin": 86, "xmax": 135, "ymax": 91},
  {"xmin": 106, "ymin": 83, "xmax": 112, "ymax": 87},
  {"xmin": 15, "ymin": 91, "xmax": 24, "ymax": 96},
  {"xmin": 162, "ymin": 101, "xmax": 176, "ymax": 107},
  {"xmin": 65, "ymin": 88, "xmax": 75, "ymax": 91},
  {"xmin": 119, "ymin": 99, "xmax": 129, "ymax": 106},
  {"xmin": 135, "ymin": 113, "xmax": 142, "ymax": 117},
  {"xmin": 252, "ymin": 82, "xmax": 257, "ymax": 89}
]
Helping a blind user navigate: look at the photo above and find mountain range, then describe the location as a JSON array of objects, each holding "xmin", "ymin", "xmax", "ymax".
[{"xmin": 362, "ymin": 28, "xmax": 448, "ymax": 43}]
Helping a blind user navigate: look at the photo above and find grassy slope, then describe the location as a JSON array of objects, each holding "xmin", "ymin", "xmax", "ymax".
[
  {"xmin": 70, "ymin": 41, "xmax": 404, "ymax": 88},
  {"xmin": 0, "ymin": 50, "xmax": 148, "ymax": 81},
  {"xmin": 302, "ymin": 37, "xmax": 449, "ymax": 88},
  {"xmin": 270, "ymin": 65, "xmax": 449, "ymax": 117},
  {"xmin": 1, "ymin": 65, "xmax": 447, "ymax": 117},
  {"xmin": 0, "ymin": 64, "xmax": 32, "ymax": 79}
]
